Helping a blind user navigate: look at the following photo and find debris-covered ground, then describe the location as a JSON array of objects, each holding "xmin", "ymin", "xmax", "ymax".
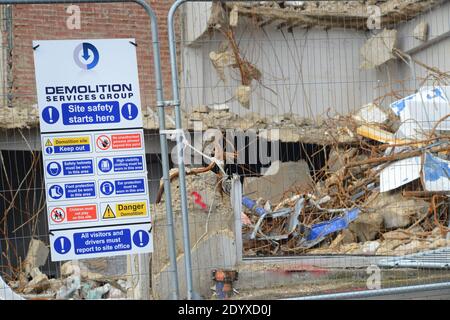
[
  {"xmin": 1, "ymin": 239, "xmax": 130, "ymax": 300},
  {"xmin": 237, "ymin": 86, "xmax": 450, "ymax": 257}
]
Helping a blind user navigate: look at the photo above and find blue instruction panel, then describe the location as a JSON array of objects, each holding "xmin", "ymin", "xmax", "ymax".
[
  {"xmin": 47, "ymin": 181, "xmax": 96, "ymax": 201},
  {"xmin": 46, "ymin": 159, "xmax": 94, "ymax": 179},
  {"xmin": 97, "ymin": 155, "xmax": 144, "ymax": 174},
  {"xmin": 54, "ymin": 144, "xmax": 91, "ymax": 154},
  {"xmin": 99, "ymin": 178, "xmax": 146, "ymax": 197},
  {"xmin": 73, "ymin": 228, "xmax": 131, "ymax": 255},
  {"xmin": 49, "ymin": 223, "xmax": 153, "ymax": 261},
  {"xmin": 63, "ymin": 159, "xmax": 94, "ymax": 176},
  {"xmin": 62, "ymin": 101, "xmax": 120, "ymax": 125},
  {"xmin": 65, "ymin": 182, "xmax": 96, "ymax": 199}
]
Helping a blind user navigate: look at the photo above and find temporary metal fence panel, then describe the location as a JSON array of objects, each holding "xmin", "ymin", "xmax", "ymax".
[
  {"xmin": 0, "ymin": 0, "xmax": 180, "ymax": 300},
  {"xmin": 165, "ymin": 0, "xmax": 450, "ymax": 299}
]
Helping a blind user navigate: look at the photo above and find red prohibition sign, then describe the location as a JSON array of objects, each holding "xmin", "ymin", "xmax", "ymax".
[
  {"xmin": 51, "ymin": 207, "xmax": 66, "ymax": 223},
  {"xmin": 96, "ymin": 135, "xmax": 111, "ymax": 150}
]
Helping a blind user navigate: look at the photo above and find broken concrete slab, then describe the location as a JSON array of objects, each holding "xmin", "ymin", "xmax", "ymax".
[
  {"xmin": 357, "ymin": 241, "xmax": 380, "ymax": 255},
  {"xmin": 244, "ymin": 160, "xmax": 313, "ymax": 204},
  {"xmin": 23, "ymin": 268, "xmax": 50, "ymax": 294},
  {"xmin": 413, "ymin": 21, "xmax": 429, "ymax": 41},
  {"xmin": 210, "ymin": 51, "xmax": 236, "ymax": 83},
  {"xmin": 236, "ymin": 85, "xmax": 251, "ymax": 109},
  {"xmin": 327, "ymin": 147, "xmax": 357, "ymax": 173},
  {"xmin": 367, "ymin": 192, "xmax": 428, "ymax": 230},
  {"xmin": 393, "ymin": 240, "xmax": 430, "ymax": 256},
  {"xmin": 360, "ymin": 29, "xmax": 397, "ymax": 69},
  {"xmin": 353, "ymin": 103, "xmax": 389, "ymax": 125},
  {"xmin": 23, "ymin": 239, "xmax": 49, "ymax": 276},
  {"xmin": 376, "ymin": 239, "xmax": 408, "ymax": 255}
]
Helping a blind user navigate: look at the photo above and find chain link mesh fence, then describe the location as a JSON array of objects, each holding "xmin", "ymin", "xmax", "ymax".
[{"xmin": 160, "ymin": 0, "xmax": 450, "ymax": 299}]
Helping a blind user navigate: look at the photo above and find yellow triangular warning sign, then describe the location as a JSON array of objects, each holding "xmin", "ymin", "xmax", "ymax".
[
  {"xmin": 45, "ymin": 139, "xmax": 53, "ymax": 147},
  {"xmin": 103, "ymin": 205, "xmax": 116, "ymax": 219}
]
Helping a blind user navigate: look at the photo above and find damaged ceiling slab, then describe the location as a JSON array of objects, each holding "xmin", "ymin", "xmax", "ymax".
[{"xmin": 222, "ymin": 0, "xmax": 445, "ymax": 30}]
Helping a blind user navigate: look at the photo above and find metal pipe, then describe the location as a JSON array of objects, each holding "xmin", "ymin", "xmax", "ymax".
[
  {"xmin": 285, "ymin": 281, "xmax": 450, "ymax": 300},
  {"xmin": 168, "ymin": 0, "xmax": 193, "ymax": 300},
  {"xmin": 0, "ymin": 0, "xmax": 179, "ymax": 300}
]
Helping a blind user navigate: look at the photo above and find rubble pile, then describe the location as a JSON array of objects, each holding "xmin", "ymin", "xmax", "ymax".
[{"xmin": 240, "ymin": 86, "xmax": 450, "ymax": 257}]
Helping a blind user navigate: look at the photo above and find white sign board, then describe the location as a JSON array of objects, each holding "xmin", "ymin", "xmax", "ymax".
[{"xmin": 34, "ymin": 39, "xmax": 153, "ymax": 261}]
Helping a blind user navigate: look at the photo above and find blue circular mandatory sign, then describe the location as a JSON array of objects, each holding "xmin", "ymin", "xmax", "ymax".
[
  {"xmin": 47, "ymin": 161, "xmax": 62, "ymax": 176},
  {"xmin": 98, "ymin": 158, "xmax": 113, "ymax": 173},
  {"xmin": 133, "ymin": 230, "xmax": 150, "ymax": 248},
  {"xmin": 100, "ymin": 181, "xmax": 114, "ymax": 196},
  {"xmin": 45, "ymin": 147, "xmax": 54, "ymax": 155},
  {"xmin": 121, "ymin": 103, "xmax": 139, "ymax": 121},
  {"xmin": 54, "ymin": 236, "xmax": 71, "ymax": 254},
  {"xmin": 48, "ymin": 185, "xmax": 64, "ymax": 200},
  {"xmin": 42, "ymin": 106, "xmax": 60, "ymax": 124}
]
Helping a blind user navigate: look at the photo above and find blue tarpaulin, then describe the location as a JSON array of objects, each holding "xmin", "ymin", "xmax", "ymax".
[{"xmin": 307, "ymin": 208, "xmax": 360, "ymax": 241}]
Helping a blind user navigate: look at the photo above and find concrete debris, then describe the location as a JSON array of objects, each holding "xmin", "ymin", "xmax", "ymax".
[
  {"xmin": 210, "ymin": 103, "xmax": 230, "ymax": 112},
  {"xmin": 360, "ymin": 29, "xmax": 397, "ymax": 69},
  {"xmin": 223, "ymin": 88, "xmax": 450, "ymax": 257},
  {"xmin": 57, "ymin": 273, "xmax": 81, "ymax": 300},
  {"xmin": 348, "ymin": 212, "xmax": 383, "ymax": 242},
  {"xmin": 359, "ymin": 241, "xmax": 381, "ymax": 255},
  {"xmin": 81, "ymin": 282, "xmax": 111, "ymax": 300},
  {"xmin": 229, "ymin": 5, "xmax": 239, "ymax": 27},
  {"xmin": 236, "ymin": 85, "xmax": 251, "ymax": 109},
  {"xmin": 223, "ymin": 1, "xmax": 443, "ymax": 31},
  {"xmin": 107, "ymin": 285, "xmax": 126, "ymax": 300},
  {"xmin": 352, "ymin": 103, "xmax": 388, "ymax": 125},
  {"xmin": 23, "ymin": 268, "xmax": 50, "ymax": 294},
  {"xmin": 23, "ymin": 239, "xmax": 49, "ymax": 276},
  {"xmin": 244, "ymin": 161, "xmax": 313, "ymax": 203},
  {"xmin": 414, "ymin": 21, "xmax": 429, "ymax": 41},
  {"xmin": 209, "ymin": 51, "xmax": 236, "ymax": 83},
  {"xmin": 369, "ymin": 192, "xmax": 428, "ymax": 230},
  {"xmin": 6, "ymin": 259, "xmax": 129, "ymax": 300}
]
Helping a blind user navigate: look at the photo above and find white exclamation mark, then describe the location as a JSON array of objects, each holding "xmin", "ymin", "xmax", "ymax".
[
  {"xmin": 48, "ymin": 108, "xmax": 53, "ymax": 123},
  {"xmin": 139, "ymin": 231, "xmax": 143, "ymax": 246},
  {"xmin": 128, "ymin": 104, "xmax": 132, "ymax": 119},
  {"xmin": 60, "ymin": 238, "xmax": 65, "ymax": 253}
]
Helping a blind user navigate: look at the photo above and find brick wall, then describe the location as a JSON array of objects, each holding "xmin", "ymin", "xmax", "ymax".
[{"xmin": 9, "ymin": 1, "xmax": 176, "ymax": 113}]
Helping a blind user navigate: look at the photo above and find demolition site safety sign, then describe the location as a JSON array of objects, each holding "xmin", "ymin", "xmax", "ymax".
[{"xmin": 34, "ymin": 39, "xmax": 153, "ymax": 261}]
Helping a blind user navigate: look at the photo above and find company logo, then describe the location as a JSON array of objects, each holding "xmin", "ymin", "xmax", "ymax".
[{"xmin": 73, "ymin": 42, "xmax": 99, "ymax": 70}]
